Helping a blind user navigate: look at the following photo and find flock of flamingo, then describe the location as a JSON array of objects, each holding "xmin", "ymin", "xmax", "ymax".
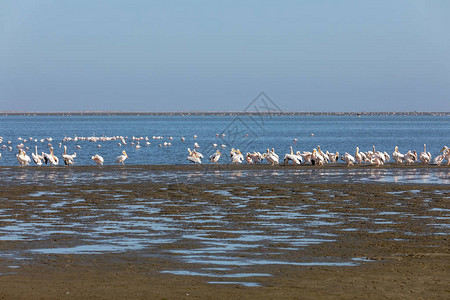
[{"xmin": 1, "ymin": 134, "xmax": 449, "ymax": 167}]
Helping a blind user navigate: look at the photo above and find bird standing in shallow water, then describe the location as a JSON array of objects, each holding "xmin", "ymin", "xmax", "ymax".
[
  {"xmin": 209, "ymin": 150, "xmax": 222, "ymax": 164},
  {"xmin": 187, "ymin": 148, "xmax": 202, "ymax": 164},
  {"xmin": 31, "ymin": 146, "xmax": 43, "ymax": 166},
  {"xmin": 116, "ymin": 151, "xmax": 128, "ymax": 165},
  {"xmin": 284, "ymin": 146, "xmax": 302, "ymax": 165},
  {"xmin": 419, "ymin": 144, "xmax": 432, "ymax": 164},
  {"xmin": 92, "ymin": 154, "xmax": 104, "ymax": 165},
  {"xmin": 341, "ymin": 152, "xmax": 355, "ymax": 167},
  {"xmin": 62, "ymin": 145, "xmax": 76, "ymax": 166},
  {"xmin": 16, "ymin": 149, "xmax": 31, "ymax": 166}
]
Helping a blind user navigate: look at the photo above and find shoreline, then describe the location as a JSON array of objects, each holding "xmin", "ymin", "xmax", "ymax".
[
  {"xmin": 1, "ymin": 111, "xmax": 449, "ymax": 116},
  {"xmin": 1, "ymin": 163, "xmax": 449, "ymax": 170},
  {"xmin": 1, "ymin": 164, "xmax": 449, "ymax": 187}
]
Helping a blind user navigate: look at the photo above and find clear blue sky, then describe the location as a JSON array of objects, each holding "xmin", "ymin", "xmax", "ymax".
[{"xmin": 1, "ymin": 0, "xmax": 449, "ymax": 112}]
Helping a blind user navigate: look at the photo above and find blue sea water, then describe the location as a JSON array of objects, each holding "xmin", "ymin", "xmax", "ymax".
[{"xmin": 0, "ymin": 114, "xmax": 449, "ymax": 166}]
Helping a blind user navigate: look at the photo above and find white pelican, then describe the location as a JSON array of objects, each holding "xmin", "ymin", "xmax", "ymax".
[
  {"xmin": 229, "ymin": 148, "xmax": 236, "ymax": 158},
  {"xmin": 440, "ymin": 146, "xmax": 450, "ymax": 165},
  {"xmin": 181, "ymin": 137, "xmax": 185, "ymax": 142},
  {"xmin": 311, "ymin": 149, "xmax": 325, "ymax": 166},
  {"xmin": 341, "ymin": 152, "xmax": 355, "ymax": 167},
  {"xmin": 293, "ymin": 147, "xmax": 313, "ymax": 164},
  {"xmin": 62, "ymin": 145, "xmax": 76, "ymax": 166},
  {"xmin": 187, "ymin": 148, "xmax": 201, "ymax": 164},
  {"xmin": 16, "ymin": 149, "xmax": 31, "ymax": 166},
  {"xmin": 116, "ymin": 150, "xmax": 128, "ymax": 165},
  {"xmin": 245, "ymin": 153, "xmax": 253, "ymax": 164},
  {"xmin": 230, "ymin": 149, "xmax": 244, "ymax": 164},
  {"xmin": 194, "ymin": 149, "xmax": 203, "ymax": 159},
  {"xmin": 270, "ymin": 148, "xmax": 279, "ymax": 162},
  {"xmin": 326, "ymin": 150, "xmax": 339, "ymax": 163},
  {"xmin": 284, "ymin": 146, "xmax": 302, "ymax": 165},
  {"xmin": 42, "ymin": 151, "xmax": 51, "ymax": 165},
  {"xmin": 194, "ymin": 142, "xmax": 200, "ymax": 148},
  {"xmin": 91, "ymin": 154, "xmax": 104, "ymax": 165},
  {"xmin": 370, "ymin": 146, "xmax": 384, "ymax": 167},
  {"xmin": 48, "ymin": 147, "xmax": 59, "ymax": 165},
  {"xmin": 209, "ymin": 150, "xmax": 222, "ymax": 164},
  {"xmin": 403, "ymin": 150, "xmax": 417, "ymax": 165},
  {"xmin": 433, "ymin": 147, "xmax": 448, "ymax": 165},
  {"xmin": 31, "ymin": 146, "xmax": 43, "ymax": 166},
  {"xmin": 371, "ymin": 146, "xmax": 389, "ymax": 165},
  {"xmin": 253, "ymin": 152, "xmax": 263, "ymax": 163},
  {"xmin": 317, "ymin": 146, "xmax": 328, "ymax": 163},
  {"xmin": 355, "ymin": 147, "xmax": 365, "ymax": 164},
  {"xmin": 382, "ymin": 151, "xmax": 391, "ymax": 163},
  {"xmin": 392, "ymin": 146, "xmax": 405, "ymax": 164},
  {"xmin": 434, "ymin": 154, "xmax": 445, "ymax": 165},
  {"xmin": 419, "ymin": 144, "xmax": 431, "ymax": 164},
  {"xmin": 246, "ymin": 152, "xmax": 262, "ymax": 164},
  {"xmin": 263, "ymin": 149, "xmax": 279, "ymax": 166}
]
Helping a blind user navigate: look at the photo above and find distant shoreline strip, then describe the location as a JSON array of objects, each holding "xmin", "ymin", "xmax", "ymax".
[{"xmin": 0, "ymin": 112, "xmax": 449, "ymax": 116}]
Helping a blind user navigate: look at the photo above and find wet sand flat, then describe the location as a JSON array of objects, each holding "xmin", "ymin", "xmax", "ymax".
[{"xmin": 0, "ymin": 166, "xmax": 449, "ymax": 299}]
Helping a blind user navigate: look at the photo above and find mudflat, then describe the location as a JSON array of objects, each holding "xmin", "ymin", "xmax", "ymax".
[{"xmin": 0, "ymin": 166, "xmax": 448, "ymax": 299}]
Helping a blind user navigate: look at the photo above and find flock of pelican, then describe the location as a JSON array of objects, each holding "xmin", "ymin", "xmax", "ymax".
[
  {"xmin": 188, "ymin": 144, "xmax": 450, "ymax": 167},
  {"xmin": 14, "ymin": 145, "xmax": 128, "ymax": 167},
  {"xmin": 1, "ymin": 134, "xmax": 130, "ymax": 166},
  {"xmin": 1, "ymin": 135, "xmax": 450, "ymax": 167}
]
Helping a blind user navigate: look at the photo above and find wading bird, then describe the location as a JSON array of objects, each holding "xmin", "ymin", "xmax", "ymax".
[
  {"xmin": 341, "ymin": 152, "xmax": 355, "ymax": 167},
  {"xmin": 92, "ymin": 154, "xmax": 104, "ymax": 165},
  {"xmin": 116, "ymin": 151, "xmax": 128, "ymax": 165},
  {"xmin": 31, "ymin": 146, "xmax": 43, "ymax": 166},
  {"xmin": 16, "ymin": 149, "xmax": 31, "ymax": 166},
  {"xmin": 284, "ymin": 146, "xmax": 302, "ymax": 165},
  {"xmin": 230, "ymin": 149, "xmax": 244, "ymax": 164},
  {"xmin": 419, "ymin": 144, "xmax": 432, "ymax": 164},
  {"xmin": 209, "ymin": 150, "xmax": 222, "ymax": 164},
  {"xmin": 62, "ymin": 145, "xmax": 76, "ymax": 166},
  {"xmin": 187, "ymin": 148, "xmax": 202, "ymax": 164}
]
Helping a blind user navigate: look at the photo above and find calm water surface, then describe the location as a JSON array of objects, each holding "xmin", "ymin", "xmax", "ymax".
[{"xmin": 0, "ymin": 115, "xmax": 449, "ymax": 166}]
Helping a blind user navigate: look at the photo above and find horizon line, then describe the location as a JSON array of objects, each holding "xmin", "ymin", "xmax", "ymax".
[{"xmin": 0, "ymin": 111, "xmax": 449, "ymax": 115}]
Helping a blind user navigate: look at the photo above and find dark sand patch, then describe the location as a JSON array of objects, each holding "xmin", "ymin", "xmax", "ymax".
[{"xmin": 0, "ymin": 167, "xmax": 448, "ymax": 299}]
